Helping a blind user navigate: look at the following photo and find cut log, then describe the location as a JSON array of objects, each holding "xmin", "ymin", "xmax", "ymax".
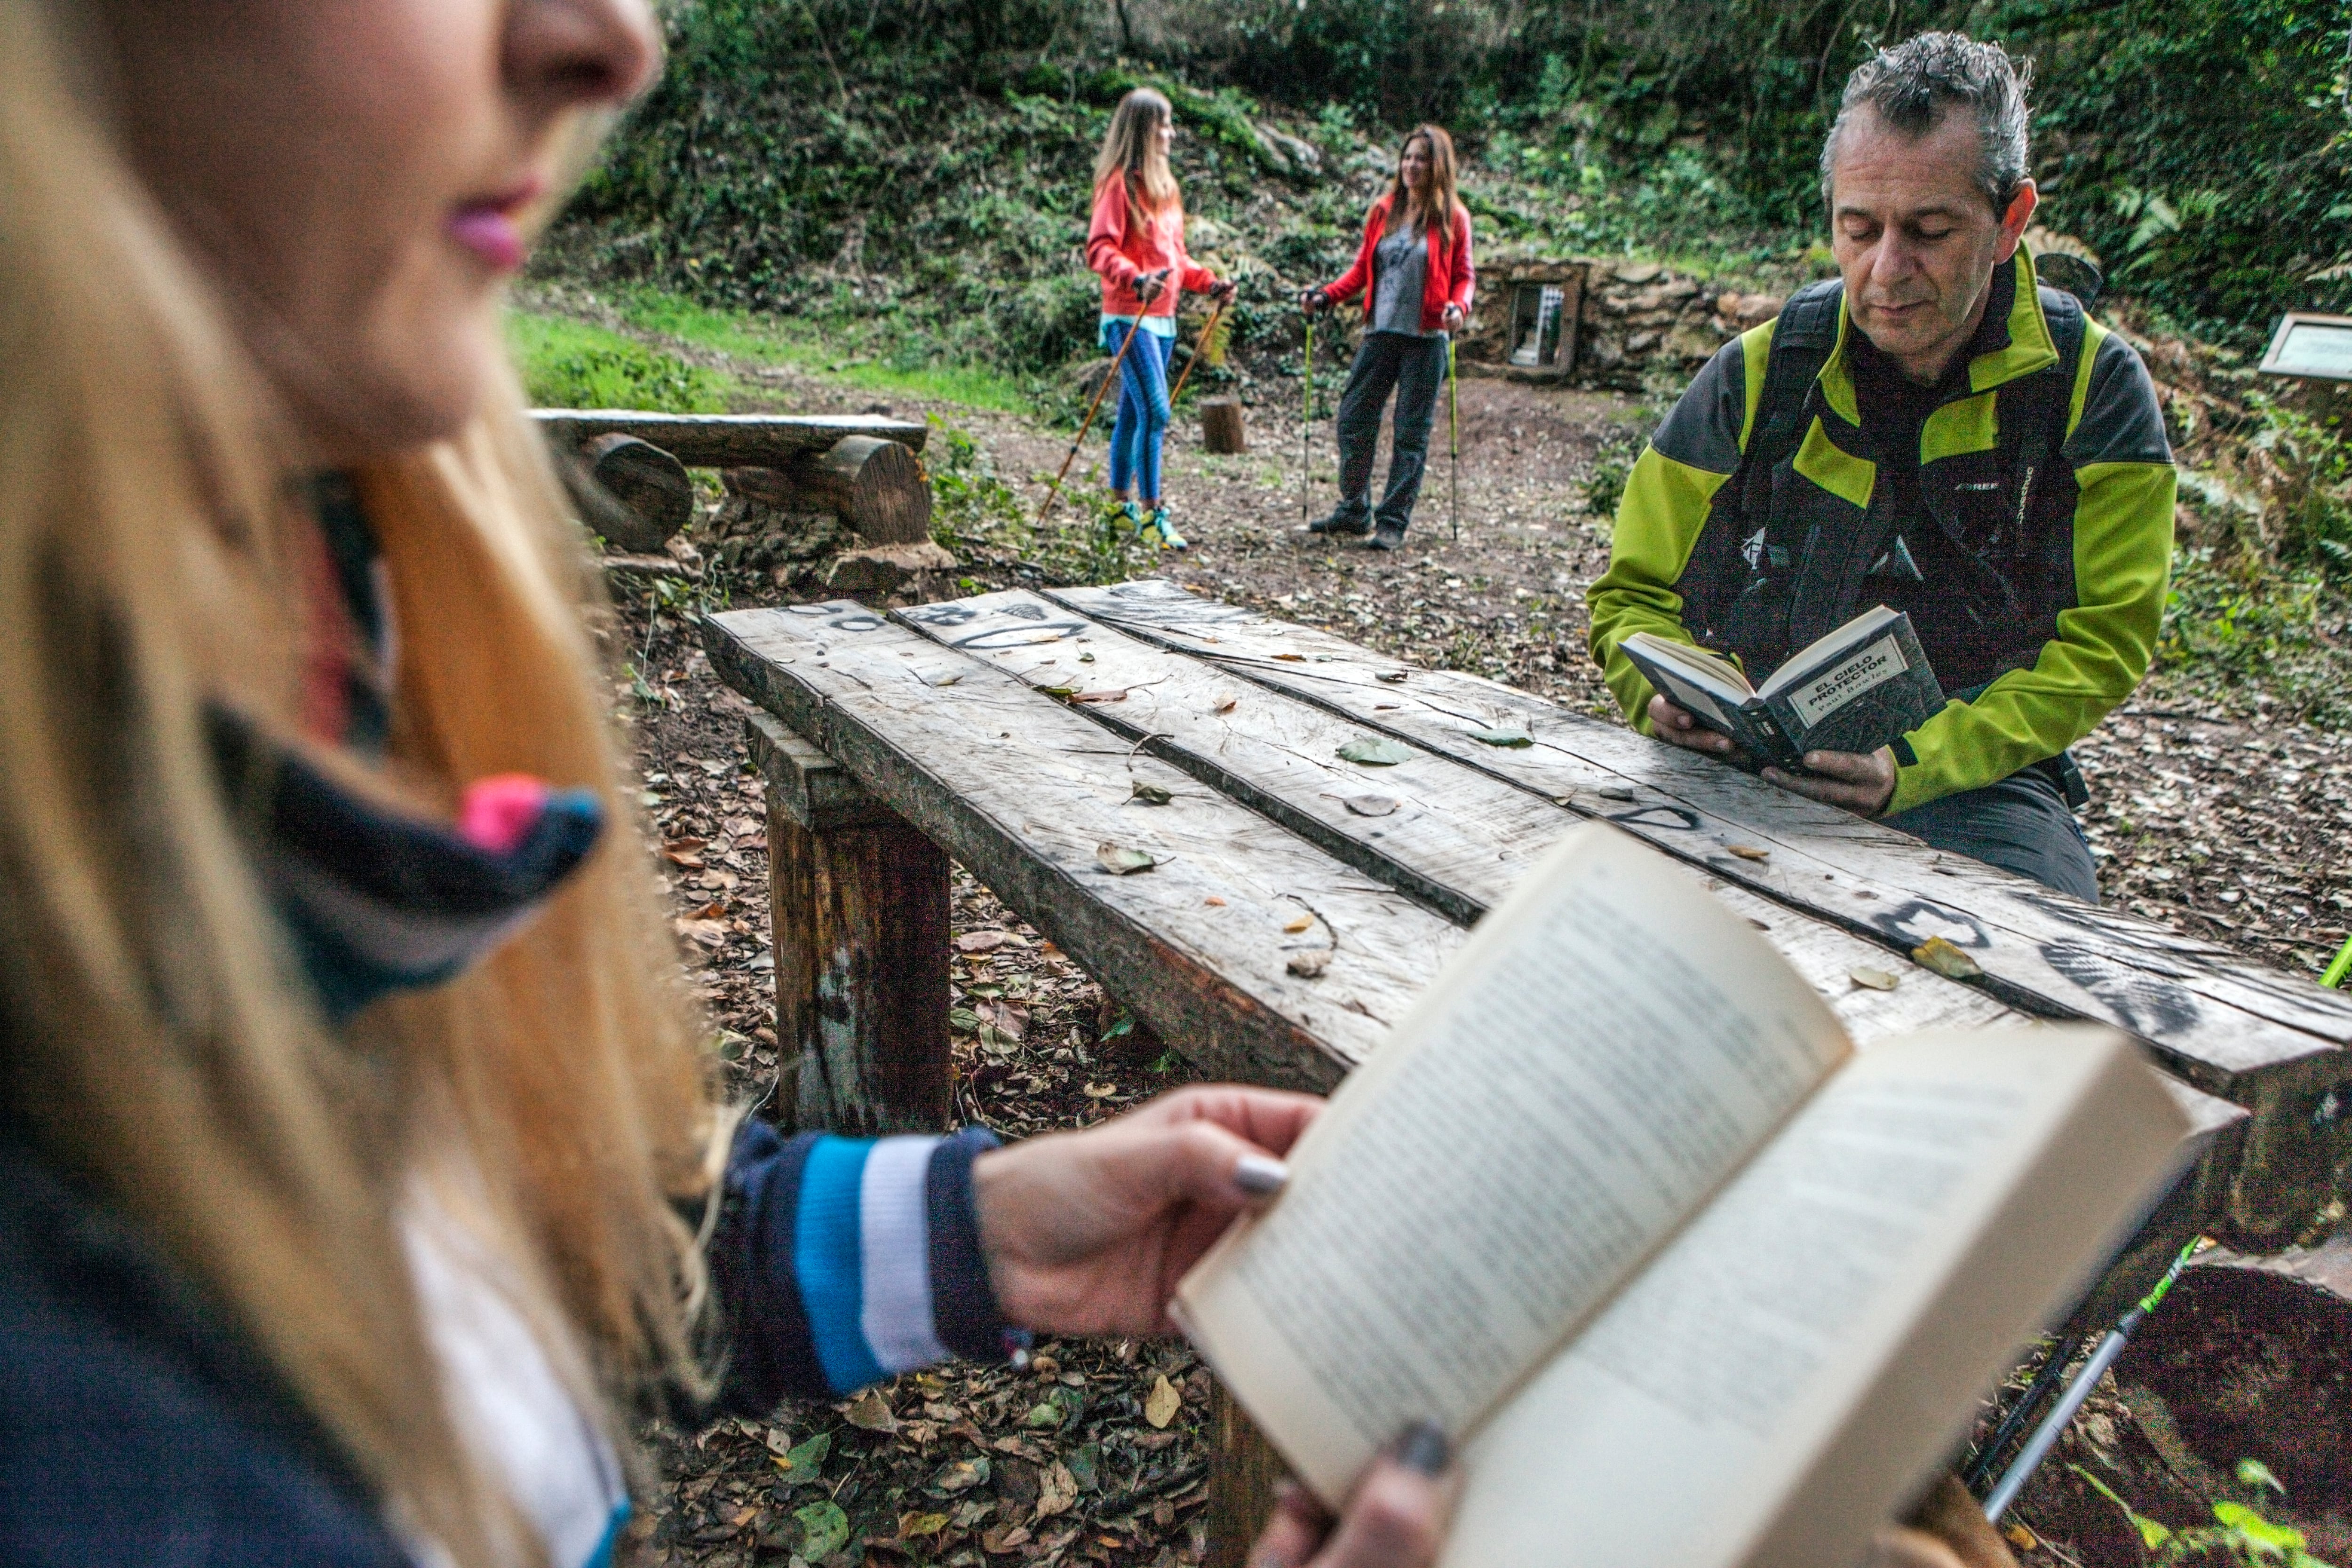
[
  {"xmin": 1200, "ymin": 397, "xmax": 1247, "ymax": 454},
  {"xmin": 715, "ymin": 438, "xmax": 932, "ymax": 544},
  {"xmin": 794, "ymin": 436, "xmax": 933, "ymax": 544},
  {"xmin": 532, "ymin": 410, "xmax": 928, "ymax": 468},
  {"xmin": 576, "ymin": 433, "xmax": 692, "ymax": 551}
]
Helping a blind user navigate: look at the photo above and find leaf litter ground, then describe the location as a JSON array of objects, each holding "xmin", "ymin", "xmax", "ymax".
[{"xmin": 608, "ymin": 347, "xmax": 2352, "ymax": 1568}]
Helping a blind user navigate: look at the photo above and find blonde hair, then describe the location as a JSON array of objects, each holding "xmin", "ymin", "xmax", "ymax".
[
  {"xmin": 1093, "ymin": 88, "xmax": 1180, "ymax": 214},
  {"xmin": 1383, "ymin": 124, "xmax": 1465, "ymax": 242},
  {"xmin": 0, "ymin": 4, "xmax": 717, "ymax": 1563}
]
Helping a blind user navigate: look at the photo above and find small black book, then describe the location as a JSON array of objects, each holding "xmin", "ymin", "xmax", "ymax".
[{"xmin": 1621, "ymin": 605, "xmax": 1946, "ymax": 770}]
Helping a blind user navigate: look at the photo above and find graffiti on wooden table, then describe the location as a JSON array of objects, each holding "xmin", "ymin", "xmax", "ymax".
[
  {"xmin": 1608, "ymin": 803, "xmax": 1701, "ymax": 833},
  {"xmin": 2042, "ymin": 940, "xmax": 2204, "ymax": 1038},
  {"xmin": 1870, "ymin": 899, "xmax": 1993, "ymax": 952}
]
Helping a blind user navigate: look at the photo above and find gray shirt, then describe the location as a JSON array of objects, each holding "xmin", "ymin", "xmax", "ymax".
[{"xmin": 1370, "ymin": 220, "xmax": 1438, "ymax": 337}]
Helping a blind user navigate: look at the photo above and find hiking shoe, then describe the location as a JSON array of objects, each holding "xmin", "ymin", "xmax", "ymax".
[
  {"xmin": 1142, "ymin": 508, "xmax": 1189, "ymax": 551},
  {"xmin": 1306, "ymin": 508, "xmax": 1372, "ymax": 538},
  {"xmin": 1367, "ymin": 521, "xmax": 1408, "ymax": 551}
]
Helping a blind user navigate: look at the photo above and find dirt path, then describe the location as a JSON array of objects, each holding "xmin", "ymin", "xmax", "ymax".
[{"xmin": 598, "ymin": 321, "xmax": 2352, "ymax": 1568}]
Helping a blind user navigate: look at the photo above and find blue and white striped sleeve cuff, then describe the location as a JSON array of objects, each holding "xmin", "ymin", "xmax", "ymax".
[{"xmin": 795, "ymin": 1127, "xmax": 1013, "ymax": 1391}]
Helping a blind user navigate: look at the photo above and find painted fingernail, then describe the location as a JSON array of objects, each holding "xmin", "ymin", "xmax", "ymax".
[
  {"xmin": 1392, "ymin": 1420, "xmax": 1451, "ymax": 1476},
  {"xmin": 1233, "ymin": 1154, "xmax": 1289, "ymax": 1196}
]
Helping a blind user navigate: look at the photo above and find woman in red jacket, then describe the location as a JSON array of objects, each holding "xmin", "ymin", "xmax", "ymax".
[
  {"xmin": 1302, "ymin": 125, "xmax": 1475, "ymax": 551},
  {"xmin": 1088, "ymin": 88, "xmax": 1234, "ymax": 552}
]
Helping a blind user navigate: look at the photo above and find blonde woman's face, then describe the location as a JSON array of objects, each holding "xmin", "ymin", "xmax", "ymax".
[
  {"xmin": 93, "ymin": 0, "xmax": 660, "ymax": 461},
  {"xmin": 1157, "ymin": 117, "xmax": 1176, "ymax": 157}
]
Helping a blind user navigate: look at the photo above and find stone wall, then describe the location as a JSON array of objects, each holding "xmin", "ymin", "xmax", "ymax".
[{"xmin": 1461, "ymin": 256, "xmax": 1791, "ymax": 389}]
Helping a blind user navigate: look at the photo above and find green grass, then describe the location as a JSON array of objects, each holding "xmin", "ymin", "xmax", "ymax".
[
  {"xmin": 506, "ymin": 312, "xmax": 738, "ymax": 412},
  {"xmin": 605, "ymin": 287, "xmax": 1035, "ymax": 414}
]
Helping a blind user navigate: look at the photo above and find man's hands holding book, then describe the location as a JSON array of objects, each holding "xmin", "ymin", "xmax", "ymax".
[{"xmin": 1647, "ymin": 694, "xmax": 1898, "ymax": 816}]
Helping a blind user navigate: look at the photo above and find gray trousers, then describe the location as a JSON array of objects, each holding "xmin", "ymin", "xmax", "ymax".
[
  {"xmin": 1883, "ymin": 765, "xmax": 2101, "ymax": 902},
  {"xmin": 1332, "ymin": 331, "xmax": 1447, "ymax": 531}
]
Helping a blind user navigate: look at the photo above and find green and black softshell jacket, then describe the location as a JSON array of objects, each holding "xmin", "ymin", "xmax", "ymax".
[{"xmin": 1586, "ymin": 250, "xmax": 2175, "ymax": 815}]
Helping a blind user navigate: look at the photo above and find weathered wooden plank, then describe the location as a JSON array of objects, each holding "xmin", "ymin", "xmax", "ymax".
[
  {"xmin": 897, "ymin": 588, "xmax": 2020, "ymax": 1045},
  {"xmin": 532, "ymin": 410, "xmax": 929, "ymax": 469},
  {"xmin": 1052, "ymin": 579, "xmax": 2352, "ymax": 1241},
  {"xmin": 705, "ymin": 602, "xmax": 1465, "ymax": 1090},
  {"xmin": 748, "ymin": 710, "xmax": 953, "ymax": 1134}
]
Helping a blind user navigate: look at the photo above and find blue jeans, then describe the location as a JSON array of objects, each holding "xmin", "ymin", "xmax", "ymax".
[
  {"xmin": 1883, "ymin": 764, "xmax": 2101, "ymax": 902},
  {"xmin": 1103, "ymin": 321, "xmax": 1173, "ymax": 501}
]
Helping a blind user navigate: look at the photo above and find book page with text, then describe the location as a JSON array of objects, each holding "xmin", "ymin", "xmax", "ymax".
[
  {"xmin": 1175, "ymin": 825, "xmax": 1852, "ymax": 1503},
  {"xmin": 1442, "ymin": 1027, "xmax": 2185, "ymax": 1568}
]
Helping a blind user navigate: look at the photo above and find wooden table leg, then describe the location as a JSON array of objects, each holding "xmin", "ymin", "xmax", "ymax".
[
  {"xmin": 1206, "ymin": 1381, "xmax": 1286, "ymax": 1568},
  {"xmin": 749, "ymin": 711, "xmax": 952, "ymax": 1134}
]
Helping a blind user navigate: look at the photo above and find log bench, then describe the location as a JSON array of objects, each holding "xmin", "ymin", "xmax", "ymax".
[
  {"xmin": 534, "ymin": 410, "xmax": 934, "ymax": 553},
  {"xmin": 701, "ymin": 580, "xmax": 2352, "ymax": 1562}
]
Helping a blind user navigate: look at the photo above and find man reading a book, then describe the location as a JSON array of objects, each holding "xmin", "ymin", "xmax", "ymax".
[{"xmin": 1585, "ymin": 32, "xmax": 2174, "ymax": 901}]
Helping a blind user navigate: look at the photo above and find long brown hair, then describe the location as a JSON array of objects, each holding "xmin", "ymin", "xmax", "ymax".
[
  {"xmin": 1092, "ymin": 87, "xmax": 1180, "ymax": 214},
  {"xmin": 1382, "ymin": 124, "xmax": 1463, "ymax": 241},
  {"xmin": 0, "ymin": 4, "xmax": 717, "ymax": 1563}
]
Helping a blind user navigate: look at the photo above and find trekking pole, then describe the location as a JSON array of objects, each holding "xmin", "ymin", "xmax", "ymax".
[
  {"xmin": 1036, "ymin": 270, "xmax": 1168, "ymax": 530},
  {"xmin": 1446, "ymin": 334, "xmax": 1462, "ymax": 543},
  {"xmin": 1164, "ymin": 294, "xmax": 1231, "ymax": 413},
  {"xmin": 1980, "ymin": 1238, "xmax": 2201, "ymax": 1524},
  {"xmin": 1299, "ymin": 310, "xmax": 1316, "ymax": 525}
]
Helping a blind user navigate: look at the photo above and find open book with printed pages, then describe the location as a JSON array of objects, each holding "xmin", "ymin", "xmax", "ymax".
[
  {"xmin": 1172, "ymin": 823, "xmax": 2187, "ymax": 1568},
  {"xmin": 1621, "ymin": 605, "xmax": 1946, "ymax": 772}
]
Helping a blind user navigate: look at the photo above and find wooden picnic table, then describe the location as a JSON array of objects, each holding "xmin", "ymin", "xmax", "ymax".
[{"xmin": 704, "ymin": 578, "xmax": 2349, "ymax": 1559}]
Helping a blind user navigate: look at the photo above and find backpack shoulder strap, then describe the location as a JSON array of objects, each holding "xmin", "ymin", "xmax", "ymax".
[{"xmin": 1732, "ymin": 279, "xmax": 1842, "ymax": 523}]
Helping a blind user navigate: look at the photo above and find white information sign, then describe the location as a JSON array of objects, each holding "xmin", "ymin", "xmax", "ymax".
[{"xmin": 2260, "ymin": 314, "xmax": 2352, "ymax": 382}]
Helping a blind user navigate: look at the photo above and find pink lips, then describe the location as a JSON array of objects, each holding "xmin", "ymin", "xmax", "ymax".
[{"xmin": 447, "ymin": 183, "xmax": 542, "ymax": 274}]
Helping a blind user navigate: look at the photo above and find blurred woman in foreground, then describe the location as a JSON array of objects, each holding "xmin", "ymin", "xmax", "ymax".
[{"xmin": 0, "ymin": 4, "xmax": 1434, "ymax": 1565}]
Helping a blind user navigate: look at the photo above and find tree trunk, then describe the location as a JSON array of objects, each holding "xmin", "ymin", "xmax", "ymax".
[{"xmin": 1200, "ymin": 397, "xmax": 1248, "ymax": 455}]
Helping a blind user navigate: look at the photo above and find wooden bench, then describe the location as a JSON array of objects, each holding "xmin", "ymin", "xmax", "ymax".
[
  {"xmin": 703, "ymin": 580, "xmax": 2352, "ymax": 1558},
  {"xmin": 535, "ymin": 410, "xmax": 935, "ymax": 554}
]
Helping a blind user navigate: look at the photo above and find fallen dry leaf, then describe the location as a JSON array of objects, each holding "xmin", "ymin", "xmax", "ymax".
[
  {"xmin": 1096, "ymin": 842, "xmax": 1157, "ymax": 876},
  {"xmin": 1727, "ymin": 844, "xmax": 1771, "ymax": 861},
  {"xmin": 1144, "ymin": 1374, "xmax": 1181, "ymax": 1429},
  {"xmin": 1912, "ymin": 936, "xmax": 1986, "ymax": 980},
  {"xmin": 1131, "ymin": 781, "xmax": 1173, "ymax": 805},
  {"xmin": 1282, "ymin": 915, "xmax": 1313, "ymax": 933},
  {"xmin": 1203, "ymin": 895, "xmax": 1227, "ymax": 907},
  {"xmin": 1036, "ymin": 1461, "xmax": 1079, "ymax": 1518},
  {"xmin": 1271, "ymin": 653, "xmax": 1306, "ymax": 662},
  {"xmin": 1286, "ymin": 950, "xmax": 1330, "ymax": 979},
  {"xmin": 845, "ymin": 1390, "xmax": 898, "ymax": 1432},
  {"xmin": 1849, "ymin": 967, "xmax": 1901, "ymax": 991},
  {"xmin": 1337, "ymin": 736, "xmax": 1414, "ymax": 766},
  {"xmin": 1597, "ymin": 783, "xmax": 1637, "ymax": 802},
  {"xmin": 1375, "ymin": 670, "xmax": 1409, "ymax": 683},
  {"xmin": 1069, "ymin": 689, "xmax": 1128, "ymax": 704},
  {"xmin": 956, "ymin": 930, "xmax": 1010, "ymax": 954},
  {"xmin": 1211, "ymin": 694, "xmax": 1238, "ymax": 714}
]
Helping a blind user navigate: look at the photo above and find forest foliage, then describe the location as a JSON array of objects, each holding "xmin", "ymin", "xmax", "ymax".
[
  {"xmin": 548, "ymin": 0, "xmax": 2352, "ymax": 610},
  {"xmin": 579, "ymin": 0, "xmax": 2352, "ymax": 346}
]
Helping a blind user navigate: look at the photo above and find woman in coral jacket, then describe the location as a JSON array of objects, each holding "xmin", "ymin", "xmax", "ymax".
[
  {"xmin": 1302, "ymin": 125, "xmax": 1476, "ymax": 551},
  {"xmin": 1087, "ymin": 88, "xmax": 1236, "ymax": 552}
]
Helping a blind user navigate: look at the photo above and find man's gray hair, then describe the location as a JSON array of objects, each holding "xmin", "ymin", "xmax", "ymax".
[{"xmin": 1820, "ymin": 32, "xmax": 2034, "ymax": 212}]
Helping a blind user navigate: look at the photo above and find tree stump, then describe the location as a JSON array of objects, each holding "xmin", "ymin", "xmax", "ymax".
[
  {"xmin": 1201, "ymin": 397, "xmax": 1248, "ymax": 454},
  {"xmin": 748, "ymin": 710, "xmax": 952, "ymax": 1134},
  {"xmin": 578, "ymin": 432, "xmax": 693, "ymax": 552}
]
